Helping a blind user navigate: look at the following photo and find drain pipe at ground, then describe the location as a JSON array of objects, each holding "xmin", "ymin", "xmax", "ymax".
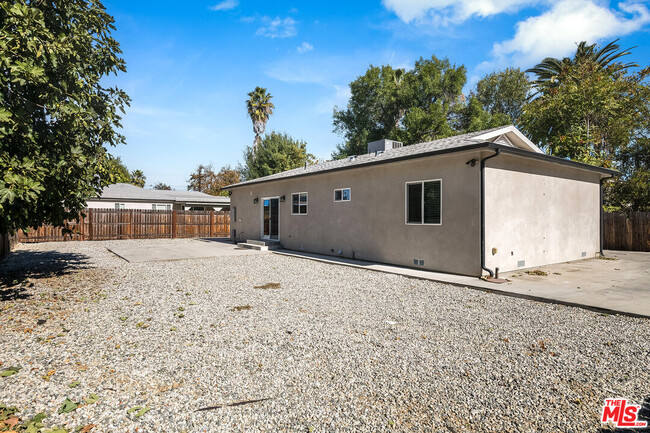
[{"xmin": 480, "ymin": 148, "xmax": 500, "ymax": 278}]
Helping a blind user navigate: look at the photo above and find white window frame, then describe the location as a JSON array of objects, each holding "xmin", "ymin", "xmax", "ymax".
[
  {"xmin": 152, "ymin": 204, "xmax": 171, "ymax": 211},
  {"xmin": 334, "ymin": 187, "xmax": 351, "ymax": 202},
  {"xmin": 291, "ymin": 192, "xmax": 308, "ymax": 215},
  {"xmin": 115, "ymin": 203, "xmax": 125, "ymax": 210},
  {"xmin": 404, "ymin": 179, "xmax": 442, "ymax": 226}
]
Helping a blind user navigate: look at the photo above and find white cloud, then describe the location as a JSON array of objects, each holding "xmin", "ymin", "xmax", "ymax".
[
  {"xmin": 209, "ymin": 0, "xmax": 238, "ymax": 11},
  {"xmin": 256, "ymin": 17, "xmax": 297, "ymax": 38},
  {"xmin": 382, "ymin": 0, "xmax": 542, "ymax": 24},
  {"xmin": 492, "ymin": 0, "xmax": 650, "ymax": 67},
  {"xmin": 297, "ymin": 41, "xmax": 313, "ymax": 53}
]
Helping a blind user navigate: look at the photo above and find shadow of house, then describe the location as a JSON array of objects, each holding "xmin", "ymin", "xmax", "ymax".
[{"xmin": 0, "ymin": 250, "xmax": 91, "ymax": 301}]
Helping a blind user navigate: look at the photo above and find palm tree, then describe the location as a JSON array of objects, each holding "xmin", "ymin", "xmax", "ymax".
[
  {"xmin": 129, "ymin": 169, "xmax": 146, "ymax": 188},
  {"xmin": 246, "ymin": 86, "xmax": 275, "ymax": 151},
  {"xmin": 527, "ymin": 39, "xmax": 638, "ymax": 87}
]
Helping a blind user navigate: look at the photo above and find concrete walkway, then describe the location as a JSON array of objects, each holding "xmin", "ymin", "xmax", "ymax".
[
  {"xmin": 107, "ymin": 238, "xmax": 266, "ymax": 263},
  {"xmin": 274, "ymin": 250, "xmax": 650, "ymax": 318}
]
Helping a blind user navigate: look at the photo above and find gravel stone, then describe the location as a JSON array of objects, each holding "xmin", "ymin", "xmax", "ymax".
[{"xmin": 0, "ymin": 239, "xmax": 648, "ymax": 432}]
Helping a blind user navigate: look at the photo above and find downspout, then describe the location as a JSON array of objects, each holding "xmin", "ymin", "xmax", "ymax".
[
  {"xmin": 599, "ymin": 174, "xmax": 615, "ymax": 256},
  {"xmin": 600, "ymin": 177, "xmax": 604, "ymax": 256},
  {"xmin": 480, "ymin": 148, "xmax": 501, "ymax": 278}
]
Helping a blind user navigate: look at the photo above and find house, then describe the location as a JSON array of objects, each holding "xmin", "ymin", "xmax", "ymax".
[
  {"xmin": 224, "ymin": 126, "xmax": 617, "ymax": 277},
  {"xmin": 86, "ymin": 183, "xmax": 230, "ymax": 211}
]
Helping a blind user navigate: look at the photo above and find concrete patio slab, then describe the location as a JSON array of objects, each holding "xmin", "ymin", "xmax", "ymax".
[
  {"xmin": 107, "ymin": 238, "xmax": 267, "ymax": 263},
  {"xmin": 274, "ymin": 249, "xmax": 650, "ymax": 318}
]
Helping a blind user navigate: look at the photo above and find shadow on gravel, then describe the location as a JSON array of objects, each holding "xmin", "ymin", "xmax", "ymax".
[
  {"xmin": 0, "ymin": 250, "xmax": 91, "ymax": 301},
  {"xmin": 597, "ymin": 396, "xmax": 650, "ymax": 433}
]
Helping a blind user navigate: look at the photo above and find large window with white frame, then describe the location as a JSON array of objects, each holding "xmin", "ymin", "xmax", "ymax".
[
  {"xmin": 291, "ymin": 192, "xmax": 308, "ymax": 215},
  {"xmin": 152, "ymin": 204, "xmax": 171, "ymax": 211},
  {"xmin": 405, "ymin": 179, "xmax": 441, "ymax": 225},
  {"xmin": 334, "ymin": 188, "xmax": 351, "ymax": 202},
  {"xmin": 115, "ymin": 203, "xmax": 125, "ymax": 210}
]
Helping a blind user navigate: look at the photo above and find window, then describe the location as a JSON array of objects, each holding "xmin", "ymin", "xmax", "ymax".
[
  {"xmin": 334, "ymin": 188, "xmax": 351, "ymax": 202},
  {"xmin": 291, "ymin": 192, "xmax": 308, "ymax": 215},
  {"xmin": 115, "ymin": 203, "xmax": 125, "ymax": 210},
  {"xmin": 152, "ymin": 204, "xmax": 171, "ymax": 211},
  {"xmin": 405, "ymin": 180, "xmax": 441, "ymax": 225}
]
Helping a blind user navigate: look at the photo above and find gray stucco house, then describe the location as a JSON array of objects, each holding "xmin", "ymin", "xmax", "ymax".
[
  {"xmin": 87, "ymin": 183, "xmax": 230, "ymax": 211},
  {"xmin": 224, "ymin": 126, "xmax": 617, "ymax": 277}
]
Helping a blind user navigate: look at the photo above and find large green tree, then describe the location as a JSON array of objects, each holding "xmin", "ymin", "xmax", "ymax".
[
  {"xmin": 523, "ymin": 40, "xmax": 650, "ymax": 210},
  {"xmin": 240, "ymin": 132, "xmax": 313, "ymax": 180},
  {"xmin": 332, "ymin": 56, "xmax": 466, "ymax": 158},
  {"xmin": 475, "ymin": 68, "xmax": 530, "ymax": 124},
  {"xmin": 0, "ymin": 0, "xmax": 129, "ymax": 234}
]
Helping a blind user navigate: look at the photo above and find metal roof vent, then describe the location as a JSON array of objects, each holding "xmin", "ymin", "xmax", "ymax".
[
  {"xmin": 348, "ymin": 155, "xmax": 357, "ymax": 161},
  {"xmin": 367, "ymin": 139, "xmax": 403, "ymax": 154}
]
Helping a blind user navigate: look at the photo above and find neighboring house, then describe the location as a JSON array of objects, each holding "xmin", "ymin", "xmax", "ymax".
[
  {"xmin": 225, "ymin": 125, "xmax": 617, "ymax": 277},
  {"xmin": 86, "ymin": 183, "xmax": 230, "ymax": 211}
]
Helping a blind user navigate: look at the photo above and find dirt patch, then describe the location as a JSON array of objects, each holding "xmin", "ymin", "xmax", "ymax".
[
  {"xmin": 525, "ymin": 270, "xmax": 548, "ymax": 276},
  {"xmin": 253, "ymin": 282, "xmax": 281, "ymax": 290}
]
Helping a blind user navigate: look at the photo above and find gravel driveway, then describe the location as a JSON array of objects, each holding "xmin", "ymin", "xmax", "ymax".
[{"xmin": 1, "ymin": 239, "xmax": 648, "ymax": 432}]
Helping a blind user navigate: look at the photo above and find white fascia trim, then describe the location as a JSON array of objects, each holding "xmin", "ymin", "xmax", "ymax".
[{"xmin": 473, "ymin": 125, "xmax": 544, "ymax": 154}]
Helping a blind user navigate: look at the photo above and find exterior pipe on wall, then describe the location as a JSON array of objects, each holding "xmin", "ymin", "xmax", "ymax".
[{"xmin": 480, "ymin": 148, "xmax": 501, "ymax": 278}]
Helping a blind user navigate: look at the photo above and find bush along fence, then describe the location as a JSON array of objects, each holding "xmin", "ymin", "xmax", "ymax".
[
  {"xmin": 18, "ymin": 209, "xmax": 230, "ymax": 243},
  {"xmin": 603, "ymin": 211, "xmax": 650, "ymax": 252}
]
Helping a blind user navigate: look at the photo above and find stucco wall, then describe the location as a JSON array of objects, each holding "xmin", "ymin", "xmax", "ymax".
[
  {"xmin": 231, "ymin": 151, "xmax": 483, "ymax": 276},
  {"xmin": 484, "ymin": 154, "xmax": 602, "ymax": 273}
]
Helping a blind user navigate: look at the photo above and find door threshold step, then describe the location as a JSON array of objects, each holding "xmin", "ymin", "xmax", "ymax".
[{"xmin": 237, "ymin": 242, "xmax": 268, "ymax": 251}]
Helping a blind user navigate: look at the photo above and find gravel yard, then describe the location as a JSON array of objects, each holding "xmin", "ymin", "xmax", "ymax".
[{"xmin": 1, "ymin": 239, "xmax": 648, "ymax": 432}]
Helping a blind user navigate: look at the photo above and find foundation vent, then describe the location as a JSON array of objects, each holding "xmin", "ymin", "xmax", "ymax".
[
  {"xmin": 581, "ymin": 251, "xmax": 587, "ymax": 257},
  {"xmin": 517, "ymin": 260, "xmax": 526, "ymax": 268}
]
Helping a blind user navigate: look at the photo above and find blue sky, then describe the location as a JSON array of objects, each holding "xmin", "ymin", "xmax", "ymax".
[{"xmin": 104, "ymin": 0, "xmax": 650, "ymax": 189}]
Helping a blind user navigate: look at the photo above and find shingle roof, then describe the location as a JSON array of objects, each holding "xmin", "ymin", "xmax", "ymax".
[
  {"xmin": 226, "ymin": 126, "xmax": 509, "ymax": 188},
  {"xmin": 95, "ymin": 183, "xmax": 230, "ymax": 204}
]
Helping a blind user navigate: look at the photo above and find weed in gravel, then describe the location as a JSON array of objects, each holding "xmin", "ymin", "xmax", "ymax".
[
  {"xmin": 230, "ymin": 305, "xmax": 252, "ymax": 312},
  {"xmin": 0, "ymin": 366, "xmax": 20, "ymax": 377},
  {"xmin": 254, "ymin": 283, "xmax": 281, "ymax": 290},
  {"xmin": 119, "ymin": 316, "xmax": 128, "ymax": 322},
  {"xmin": 525, "ymin": 270, "xmax": 548, "ymax": 276}
]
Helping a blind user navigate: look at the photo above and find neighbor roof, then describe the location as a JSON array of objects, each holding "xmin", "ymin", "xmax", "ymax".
[
  {"xmin": 225, "ymin": 126, "xmax": 617, "ymax": 189},
  {"xmin": 94, "ymin": 183, "xmax": 230, "ymax": 204}
]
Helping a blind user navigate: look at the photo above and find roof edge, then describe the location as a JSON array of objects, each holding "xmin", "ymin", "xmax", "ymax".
[{"xmin": 224, "ymin": 141, "xmax": 618, "ymax": 190}]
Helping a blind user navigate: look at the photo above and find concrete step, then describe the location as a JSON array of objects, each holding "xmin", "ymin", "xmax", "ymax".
[
  {"xmin": 237, "ymin": 242, "xmax": 268, "ymax": 251},
  {"xmin": 244, "ymin": 239, "xmax": 283, "ymax": 250}
]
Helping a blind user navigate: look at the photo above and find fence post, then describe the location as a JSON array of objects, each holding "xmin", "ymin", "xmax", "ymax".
[
  {"xmin": 88, "ymin": 208, "xmax": 93, "ymax": 241},
  {"xmin": 130, "ymin": 209, "xmax": 134, "ymax": 239},
  {"xmin": 209, "ymin": 210, "xmax": 214, "ymax": 237},
  {"xmin": 172, "ymin": 210, "xmax": 177, "ymax": 239}
]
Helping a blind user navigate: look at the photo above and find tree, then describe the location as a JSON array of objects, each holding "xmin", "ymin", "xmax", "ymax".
[
  {"xmin": 103, "ymin": 155, "xmax": 131, "ymax": 184},
  {"xmin": 0, "ymin": 0, "xmax": 129, "ymax": 234},
  {"xmin": 452, "ymin": 95, "xmax": 510, "ymax": 133},
  {"xmin": 187, "ymin": 164, "xmax": 216, "ymax": 194},
  {"xmin": 527, "ymin": 39, "xmax": 637, "ymax": 88},
  {"xmin": 332, "ymin": 56, "xmax": 466, "ymax": 158},
  {"xmin": 152, "ymin": 182, "xmax": 172, "ymax": 190},
  {"xmin": 246, "ymin": 86, "xmax": 275, "ymax": 151},
  {"xmin": 523, "ymin": 40, "xmax": 650, "ymax": 210},
  {"xmin": 213, "ymin": 165, "xmax": 241, "ymax": 196},
  {"xmin": 475, "ymin": 68, "xmax": 530, "ymax": 124},
  {"xmin": 240, "ymin": 132, "xmax": 313, "ymax": 180},
  {"xmin": 129, "ymin": 170, "xmax": 146, "ymax": 188}
]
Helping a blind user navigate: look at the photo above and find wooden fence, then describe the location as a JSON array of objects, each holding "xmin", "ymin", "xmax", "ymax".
[
  {"xmin": 604, "ymin": 212, "xmax": 650, "ymax": 252},
  {"xmin": 18, "ymin": 209, "xmax": 230, "ymax": 243}
]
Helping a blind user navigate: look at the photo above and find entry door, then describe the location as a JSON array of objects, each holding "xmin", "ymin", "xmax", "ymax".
[{"xmin": 262, "ymin": 197, "xmax": 279, "ymax": 240}]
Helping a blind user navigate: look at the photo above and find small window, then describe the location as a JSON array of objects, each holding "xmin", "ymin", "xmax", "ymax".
[
  {"xmin": 334, "ymin": 188, "xmax": 351, "ymax": 202},
  {"xmin": 153, "ymin": 204, "xmax": 171, "ymax": 211},
  {"xmin": 405, "ymin": 180, "xmax": 441, "ymax": 225},
  {"xmin": 115, "ymin": 203, "xmax": 125, "ymax": 210},
  {"xmin": 291, "ymin": 192, "xmax": 308, "ymax": 215}
]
